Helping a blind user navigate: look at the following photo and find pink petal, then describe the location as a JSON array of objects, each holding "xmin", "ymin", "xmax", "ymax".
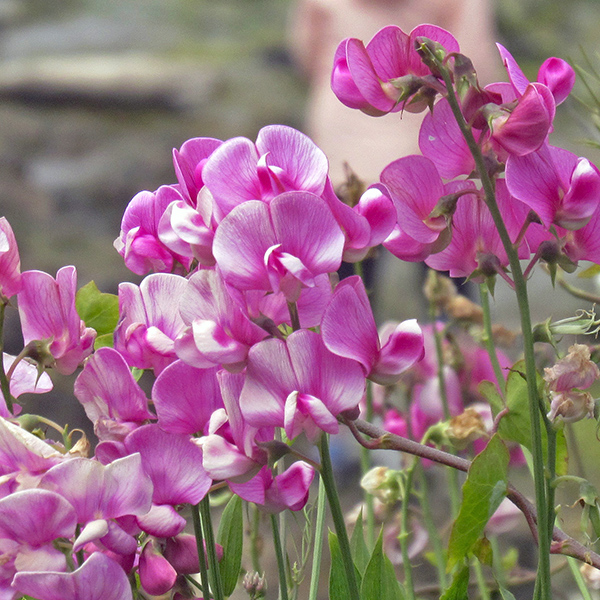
[
  {"xmin": 136, "ymin": 504, "xmax": 186, "ymax": 538},
  {"xmin": 538, "ymin": 57, "xmax": 575, "ymax": 105}
]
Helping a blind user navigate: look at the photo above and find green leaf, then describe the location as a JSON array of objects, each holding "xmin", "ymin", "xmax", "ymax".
[
  {"xmin": 216, "ymin": 494, "xmax": 243, "ymax": 596},
  {"xmin": 350, "ymin": 511, "xmax": 370, "ymax": 575},
  {"xmin": 75, "ymin": 281, "xmax": 119, "ymax": 348},
  {"xmin": 440, "ymin": 565, "xmax": 470, "ymax": 600},
  {"xmin": 93, "ymin": 332, "xmax": 115, "ymax": 349},
  {"xmin": 479, "ymin": 361, "xmax": 569, "ymax": 475},
  {"xmin": 329, "ymin": 531, "xmax": 351, "ymax": 600},
  {"xmin": 498, "ymin": 585, "xmax": 517, "ymax": 600},
  {"xmin": 447, "ymin": 434, "xmax": 509, "ymax": 570},
  {"xmin": 360, "ymin": 530, "xmax": 404, "ymax": 600}
]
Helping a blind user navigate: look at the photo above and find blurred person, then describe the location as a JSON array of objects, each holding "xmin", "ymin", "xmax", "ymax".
[{"xmin": 289, "ymin": 0, "xmax": 500, "ymax": 187}]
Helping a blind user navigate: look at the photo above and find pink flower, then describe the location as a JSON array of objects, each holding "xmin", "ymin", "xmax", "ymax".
[
  {"xmin": 202, "ymin": 125, "xmax": 329, "ymax": 221},
  {"xmin": 114, "ymin": 273, "xmax": 187, "ymax": 375},
  {"xmin": 321, "ymin": 276, "xmax": 424, "ymax": 385},
  {"xmin": 506, "ymin": 144, "xmax": 600, "ymax": 230},
  {"xmin": 331, "ymin": 25, "xmax": 459, "ymax": 115},
  {"xmin": 0, "ymin": 217, "xmax": 22, "ymax": 299},
  {"xmin": 18, "ymin": 266, "xmax": 96, "ymax": 375},
  {"xmin": 114, "ymin": 185, "xmax": 193, "ymax": 275},
  {"xmin": 240, "ymin": 330, "xmax": 365, "ymax": 442},
  {"xmin": 213, "ymin": 192, "xmax": 344, "ymax": 303}
]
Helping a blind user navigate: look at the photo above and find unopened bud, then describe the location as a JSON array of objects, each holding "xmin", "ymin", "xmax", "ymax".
[
  {"xmin": 445, "ymin": 295, "xmax": 484, "ymax": 324},
  {"xmin": 243, "ymin": 571, "xmax": 267, "ymax": 599},
  {"xmin": 423, "ymin": 271, "xmax": 457, "ymax": 310},
  {"xmin": 361, "ymin": 466, "xmax": 401, "ymax": 504}
]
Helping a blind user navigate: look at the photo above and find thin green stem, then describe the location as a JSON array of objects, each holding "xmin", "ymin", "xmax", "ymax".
[
  {"xmin": 400, "ymin": 461, "xmax": 417, "ymax": 600},
  {"xmin": 287, "ymin": 301, "xmax": 301, "ymax": 332},
  {"xmin": 319, "ymin": 434, "xmax": 361, "ymax": 600},
  {"xmin": 271, "ymin": 513, "xmax": 290, "ymax": 600},
  {"xmin": 200, "ymin": 495, "xmax": 225, "ymax": 600},
  {"xmin": 489, "ymin": 536, "xmax": 507, "ymax": 590},
  {"xmin": 360, "ymin": 381, "xmax": 375, "ymax": 549},
  {"xmin": 428, "ymin": 311, "xmax": 461, "ymax": 516},
  {"xmin": 415, "ymin": 462, "xmax": 447, "ymax": 590},
  {"xmin": 479, "ymin": 283, "xmax": 506, "ymax": 396},
  {"xmin": 435, "ymin": 53, "xmax": 551, "ymax": 599},
  {"xmin": 250, "ymin": 504, "xmax": 262, "ymax": 573},
  {"xmin": 308, "ymin": 476, "xmax": 327, "ymax": 600},
  {"xmin": 192, "ymin": 503, "xmax": 210, "ymax": 600},
  {"xmin": 567, "ymin": 556, "xmax": 594, "ymax": 600},
  {"xmin": 472, "ymin": 557, "xmax": 492, "ymax": 600}
]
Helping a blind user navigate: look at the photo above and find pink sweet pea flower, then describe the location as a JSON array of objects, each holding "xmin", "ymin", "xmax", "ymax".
[
  {"xmin": 114, "ymin": 273, "xmax": 187, "ymax": 375},
  {"xmin": 213, "ymin": 192, "xmax": 344, "ymax": 303},
  {"xmin": 380, "ymin": 155, "xmax": 457, "ymax": 262},
  {"xmin": 202, "ymin": 125, "xmax": 329, "ymax": 221},
  {"xmin": 114, "ymin": 184, "xmax": 193, "ymax": 276},
  {"xmin": 506, "ymin": 144, "xmax": 600, "ymax": 230},
  {"xmin": 0, "ymin": 488, "xmax": 77, "ymax": 592},
  {"xmin": 74, "ymin": 347, "xmax": 153, "ymax": 441},
  {"xmin": 240, "ymin": 330, "xmax": 365, "ymax": 442},
  {"xmin": 174, "ymin": 269, "xmax": 268, "ymax": 372},
  {"xmin": 0, "ymin": 217, "xmax": 22, "ymax": 300},
  {"xmin": 13, "ymin": 551, "xmax": 133, "ymax": 600},
  {"xmin": 331, "ymin": 24, "xmax": 459, "ymax": 115},
  {"xmin": 425, "ymin": 179, "xmax": 530, "ymax": 280},
  {"xmin": 18, "ymin": 266, "xmax": 96, "ymax": 375},
  {"xmin": 230, "ymin": 462, "xmax": 315, "ymax": 513},
  {"xmin": 321, "ymin": 276, "xmax": 424, "ymax": 385}
]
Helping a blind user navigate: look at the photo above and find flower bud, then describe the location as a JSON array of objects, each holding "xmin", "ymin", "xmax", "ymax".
[
  {"xmin": 243, "ymin": 571, "xmax": 267, "ymax": 599},
  {"xmin": 360, "ymin": 466, "xmax": 401, "ymax": 504}
]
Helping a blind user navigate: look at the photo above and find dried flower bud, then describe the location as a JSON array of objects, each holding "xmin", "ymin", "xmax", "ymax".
[
  {"xmin": 447, "ymin": 407, "xmax": 488, "ymax": 450},
  {"xmin": 491, "ymin": 324, "xmax": 517, "ymax": 348},
  {"xmin": 547, "ymin": 390, "xmax": 595, "ymax": 424},
  {"xmin": 544, "ymin": 344, "xmax": 600, "ymax": 392},
  {"xmin": 445, "ymin": 295, "xmax": 484, "ymax": 324},
  {"xmin": 423, "ymin": 271, "xmax": 456, "ymax": 310}
]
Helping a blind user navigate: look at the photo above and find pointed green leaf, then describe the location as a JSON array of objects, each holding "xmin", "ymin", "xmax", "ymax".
[
  {"xmin": 498, "ymin": 585, "xmax": 517, "ymax": 600},
  {"xmin": 360, "ymin": 531, "xmax": 404, "ymax": 600},
  {"xmin": 440, "ymin": 564, "xmax": 470, "ymax": 600},
  {"xmin": 75, "ymin": 281, "xmax": 119, "ymax": 347},
  {"xmin": 350, "ymin": 511, "xmax": 370, "ymax": 575},
  {"xmin": 447, "ymin": 435, "xmax": 509, "ymax": 570},
  {"xmin": 216, "ymin": 494, "xmax": 243, "ymax": 596},
  {"xmin": 329, "ymin": 531, "xmax": 351, "ymax": 600}
]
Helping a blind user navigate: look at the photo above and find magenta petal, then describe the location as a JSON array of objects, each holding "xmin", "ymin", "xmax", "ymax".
[
  {"xmin": 40, "ymin": 454, "xmax": 153, "ymax": 523},
  {"xmin": 271, "ymin": 191, "xmax": 344, "ymax": 276},
  {"xmin": 0, "ymin": 217, "xmax": 22, "ymax": 299},
  {"xmin": 125, "ymin": 424, "xmax": 211, "ymax": 506},
  {"xmin": 355, "ymin": 185, "xmax": 397, "ymax": 247},
  {"xmin": 331, "ymin": 40, "xmax": 373, "ymax": 111},
  {"xmin": 371, "ymin": 320, "xmax": 424, "ymax": 385},
  {"xmin": 496, "ymin": 43, "xmax": 530, "ymax": 94},
  {"xmin": 139, "ymin": 539, "xmax": 177, "ymax": 596},
  {"xmin": 383, "ymin": 225, "xmax": 435, "ymax": 262},
  {"xmin": 164, "ymin": 534, "xmax": 201, "ymax": 574},
  {"xmin": 321, "ymin": 276, "xmax": 378, "ymax": 373},
  {"xmin": 366, "ymin": 25, "xmax": 410, "ymax": 81},
  {"xmin": 0, "ymin": 489, "xmax": 76, "ymax": 545},
  {"xmin": 5, "ymin": 353, "xmax": 52, "ymax": 398},
  {"xmin": 153, "ymin": 360, "xmax": 222, "ymax": 435},
  {"xmin": 265, "ymin": 462, "xmax": 315, "ymax": 512},
  {"xmin": 13, "ymin": 552, "xmax": 133, "ymax": 600},
  {"xmin": 202, "ymin": 434, "xmax": 260, "ymax": 481},
  {"xmin": 136, "ymin": 504, "xmax": 186, "ymax": 538},
  {"xmin": 557, "ymin": 158, "xmax": 600, "ymax": 230},
  {"xmin": 538, "ymin": 57, "xmax": 575, "ymax": 105},
  {"xmin": 213, "ymin": 200, "xmax": 277, "ymax": 291}
]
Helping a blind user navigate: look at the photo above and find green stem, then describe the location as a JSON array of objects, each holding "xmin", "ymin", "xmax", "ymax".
[
  {"xmin": 489, "ymin": 536, "xmax": 507, "ymax": 590},
  {"xmin": 428, "ymin": 310, "xmax": 461, "ymax": 516},
  {"xmin": 435, "ymin": 54, "xmax": 551, "ymax": 599},
  {"xmin": 250, "ymin": 504, "xmax": 262, "ymax": 573},
  {"xmin": 271, "ymin": 513, "xmax": 290, "ymax": 600},
  {"xmin": 472, "ymin": 557, "xmax": 492, "ymax": 600},
  {"xmin": 415, "ymin": 462, "xmax": 447, "ymax": 590},
  {"xmin": 319, "ymin": 434, "xmax": 361, "ymax": 600},
  {"xmin": 360, "ymin": 381, "xmax": 375, "ymax": 549},
  {"xmin": 308, "ymin": 476, "xmax": 327, "ymax": 600},
  {"xmin": 567, "ymin": 556, "xmax": 594, "ymax": 600},
  {"xmin": 400, "ymin": 461, "xmax": 417, "ymax": 600},
  {"xmin": 479, "ymin": 283, "xmax": 506, "ymax": 395},
  {"xmin": 287, "ymin": 301, "xmax": 301, "ymax": 332},
  {"xmin": 0, "ymin": 302, "xmax": 14, "ymax": 413},
  {"xmin": 192, "ymin": 503, "xmax": 211, "ymax": 600},
  {"xmin": 200, "ymin": 495, "xmax": 225, "ymax": 600}
]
